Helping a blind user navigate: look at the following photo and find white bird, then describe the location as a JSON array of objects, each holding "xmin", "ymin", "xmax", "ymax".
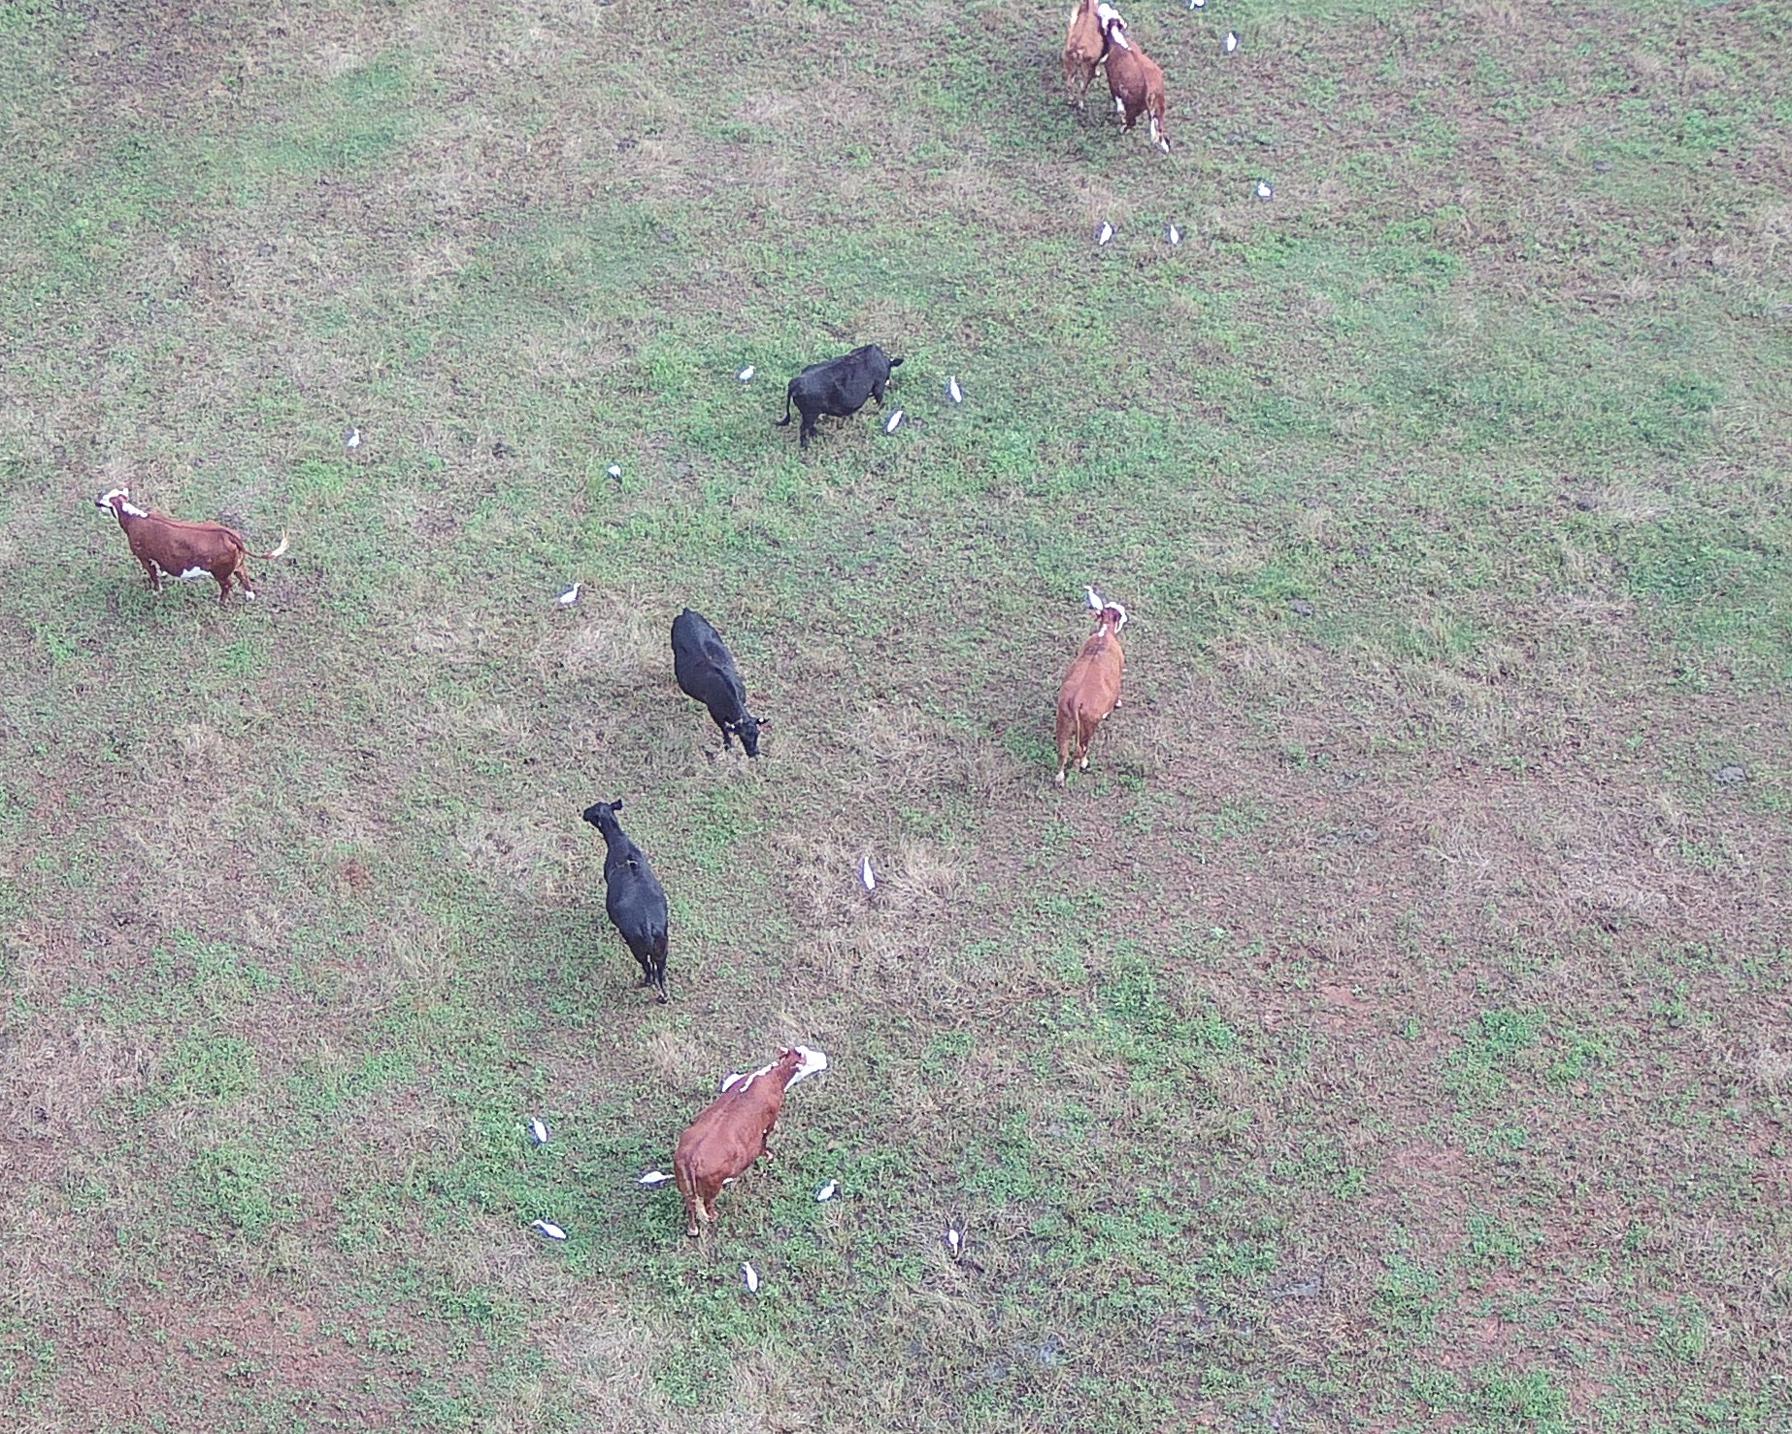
[
  {"xmin": 606, "ymin": 464, "xmax": 622, "ymax": 480},
  {"xmin": 1223, "ymin": 30, "xmax": 1239, "ymax": 52},
  {"xmin": 884, "ymin": 410, "xmax": 904, "ymax": 434},
  {"xmin": 945, "ymin": 1223, "xmax": 964, "ymax": 1257},
  {"xmin": 344, "ymin": 426, "xmax": 360, "ymax": 450},
  {"xmin": 1086, "ymin": 585, "xmax": 1104, "ymax": 611},
  {"xmin": 556, "ymin": 583, "xmax": 582, "ymax": 606},
  {"xmin": 860, "ymin": 854, "xmax": 876, "ymax": 893},
  {"xmin": 946, "ymin": 375, "xmax": 963, "ymax": 404},
  {"xmin": 1190, "ymin": 0, "xmax": 1205, "ymax": 9},
  {"xmin": 741, "ymin": 1262, "xmax": 760, "ymax": 1294},
  {"xmin": 815, "ymin": 1180, "xmax": 838, "ymax": 1202},
  {"xmin": 1096, "ymin": 221, "xmax": 1114, "ymax": 246},
  {"xmin": 531, "ymin": 1220, "xmax": 568, "ymax": 1241},
  {"xmin": 528, "ymin": 1118, "xmax": 549, "ymax": 1145},
  {"xmin": 1256, "ymin": 179, "xmax": 1275, "ymax": 200},
  {"xmin": 1166, "ymin": 222, "xmax": 1182, "ymax": 247},
  {"xmin": 638, "ymin": 1170, "xmax": 672, "ymax": 1186},
  {"xmin": 738, "ymin": 364, "xmax": 755, "ymax": 382}
]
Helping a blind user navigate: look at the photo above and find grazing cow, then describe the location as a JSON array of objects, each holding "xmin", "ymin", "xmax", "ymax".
[
  {"xmin": 94, "ymin": 487, "xmax": 288, "ymax": 605},
  {"xmin": 1101, "ymin": 8, "xmax": 1171, "ymax": 153},
  {"xmin": 1063, "ymin": 0, "xmax": 1110, "ymax": 108},
  {"xmin": 776, "ymin": 345, "xmax": 903, "ymax": 449},
  {"xmin": 581, "ymin": 799, "xmax": 672, "ymax": 1001},
  {"xmin": 671, "ymin": 608, "xmax": 768, "ymax": 758},
  {"xmin": 1055, "ymin": 589, "xmax": 1127, "ymax": 786},
  {"xmin": 673, "ymin": 1045, "xmax": 828, "ymax": 1239}
]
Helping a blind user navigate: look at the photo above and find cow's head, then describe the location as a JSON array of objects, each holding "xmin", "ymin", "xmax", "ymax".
[
  {"xmin": 581, "ymin": 798, "xmax": 624, "ymax": 835},
  {"xmin": 1103, "ymin": 603, "xmax": 1128, "ymax": 631},
  {"xmin": 95, "ymin": 487, "xmax": 129, "ymax": 516},
  {"xmin": 781, "ymin": 1045, "xmax": 829, "ymax": 1088},
  {"xmin": 1098, "ymin": 7, "xmax": 1130, "ymax": 47},
  {"xmin": 729, "ymin": 712, "xmax": 768, "ymax": 758}
]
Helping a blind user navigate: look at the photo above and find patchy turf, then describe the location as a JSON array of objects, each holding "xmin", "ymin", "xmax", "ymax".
[{"xmin": 2, "ymin": 0, "xmax": 1789, "ymax": 1429}]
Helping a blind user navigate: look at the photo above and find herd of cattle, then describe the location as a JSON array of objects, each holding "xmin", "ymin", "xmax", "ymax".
[
  {"xmin": 91, "ymin": 479, "xmax": 1129, "ymax": 1240},
  {"xmin": 83, "ymin": 6, "xmax": 1177, "ymax": 1246}
]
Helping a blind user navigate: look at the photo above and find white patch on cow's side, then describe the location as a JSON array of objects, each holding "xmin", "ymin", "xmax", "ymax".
[
  {"xmin": 785, "ymin": 1046, "xmax": 829, "ymax": 1088},
  {"xmin": 176, "ymin": 566, "xmax": 210, "ymax": 582}
]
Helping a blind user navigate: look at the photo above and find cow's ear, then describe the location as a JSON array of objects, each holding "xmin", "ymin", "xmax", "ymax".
[{"xmin": 755, "ymin": 716, "xmax": 771, "ymax": 730}]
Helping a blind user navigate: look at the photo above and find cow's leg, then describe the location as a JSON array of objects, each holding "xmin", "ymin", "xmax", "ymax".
[
  {"xmin": 138, "ymin": 557, "xmax": 161, "ymax": 592},
  {"xmin": 655, "ymin": 954, "xmax": 670, "ymax": 1004},
  {"xmin": 215, "ymin": 573, "xmax": 233, "ymax": 605},
  {"xmin": 871, "ymin": 378, "xmax": 886, "ymax": 408},
  {"xmin": 1054, "ymin": 720, "xmax": 1073, "ymax": 788},
  {"xmin": 236, "ymin": 567, "xmax": 257, "ymax": 602},
  {"xmin": 800, "ymin": 412, "xmax": 816, "ymax": 448}
]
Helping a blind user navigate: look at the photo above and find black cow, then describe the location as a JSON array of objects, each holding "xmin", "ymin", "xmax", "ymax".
[
  {"xmin": 672, "ymin": 607, "xmax": 767, "ymax": 758},
  {"xmin": 776, "ymin": 344, "xmax": 904, "ymax": 449},
  {"xmin": 581, "ymin": 799, "xmax": 671, "ymax": 1002}
]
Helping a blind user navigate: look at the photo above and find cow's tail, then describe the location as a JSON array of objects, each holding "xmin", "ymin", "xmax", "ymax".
[
  {"xmin": 252, "ymin": 533, "xmax": 290, "ymax": 560},
  {"xmin": 776, "ymin": 386, "xmax": 793, "ymax": 426}
]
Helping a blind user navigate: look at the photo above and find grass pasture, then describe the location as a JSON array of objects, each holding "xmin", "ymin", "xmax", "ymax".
[{"xmin": 2, "ymin": 0, "xmax": 1790, "ymax": 1428}]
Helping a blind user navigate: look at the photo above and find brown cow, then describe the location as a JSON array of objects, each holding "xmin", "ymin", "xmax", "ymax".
[
  {"xmin": 1062, "ymin": 0, "xmax": 1110, "ymax": 109},
  {"xmin": 95, "ymin": 487, "xmax": 288, "ymax": 605},
  {"xmin": 673, "ymin": 1045, "xmax": 828, "ymax": 1240},
  {"xmin": 1101, "ymin": 9, "xmax": 1171, "ymax": 153},
  {"xmin": 1055, "ymin": 588, "xmax": 1127, "ymax": 786}
]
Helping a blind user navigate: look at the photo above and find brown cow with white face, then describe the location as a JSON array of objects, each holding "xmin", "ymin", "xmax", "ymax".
[
  {"xmin": 1055, "ymin": 587, "xmax": 1127, "ymax": 786},
  {"xmin": 1101, "ymin": 8, "xmax": 1171, "ymax": 153},
  {"xmin": 673, "ymin": 1045, "xmax": 828, "ymax": 1240},
  {"xmin": 95, "ymin": 487, "xmax": 288, "ymax": 605}
]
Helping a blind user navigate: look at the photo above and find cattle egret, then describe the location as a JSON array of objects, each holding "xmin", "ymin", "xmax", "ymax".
[
  {"xmin": 528, "ymin": 1118, "xmax": 549, "ymax": 1145},
  {"xmin": 1256, "ymin": 179, "xmax": 1275, "ymax": 200},
  {"xmin": 556, "ymin": 583, "xmax": 582, "ymax": 606},
  {"xmin": 738, "ymin": 364, "xmax": 755, "ymax": 382},
  {"xmin": 947, "ymin": 375, "xmax": 963, "ymax": 404},
  {"xmin": 638, "ymin": 1170, "xmax": 672, "ymax": 1186},
  {"xmin": 1166, "ymin": 222, "xmax": 1182, "ymax": 247},
  {"xmin": 859, "ymin": 853, "xmax": 877, "ymax": 893},
  {"xmin": 1086, "ymin": 585, "xmax": 1105, "ymax": 611},
  {"xmin": 1096, "ymin": 221, "xmax": 1114, "ymax": 246},
  {"xmin": 815, "ymin": 1180, "xmax": 838, "ymax": 1202},
  {"xmin": 607, "ymin": 464, "xmax": 622, "ymax": 480},
  {"xmin": 741, "ymin": 1262, "xmax": 760, "ymax": 1294},
  {"xmin": 1190, "ymin": 0, "xmax": 1205, "ymax": 9},
  {"xmin": 1223, "ymin": 30, "xmax": 1238, "ymax": 52},
  {"xmin": 884, "ymin": 410, "xmax": 905, "ymax": 434},
  {"xmin": 531, "ymin": 1220, "xmax": 568, "ymax": 1241},
  {"xmin": 945, "ymin": 1223, "xmax": 964, "ymax": 1257},
  {"xmin": 344, "ymin": 426, "xmax": 360, "ymax": 450}
]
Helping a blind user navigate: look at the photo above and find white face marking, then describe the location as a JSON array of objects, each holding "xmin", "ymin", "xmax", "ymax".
[{"xmin": 785, "ymin": 1046, "xmax": 829, "ymax": 1087}]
